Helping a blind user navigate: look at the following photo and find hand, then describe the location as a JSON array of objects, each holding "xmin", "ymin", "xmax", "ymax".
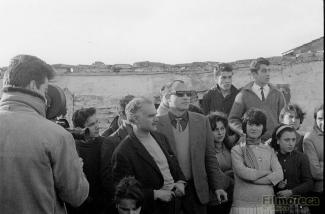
[
  {"xmin": 154, "ymin": 189, "xmax": 175, "ymax": 202},
  {"xmin": 277, "ymin": 179, "xmax": 287, "ymax": 189},
  {"xmin": 215, "ymin": 189, "xmax": 228, "ymax": 204},
  {"xmin": 277, "ymin": 189, "xmax": 293, "ymax": 198},
  {"xmin": 173, "ymin": 182, "xmax": 185, "ymax": 197}
]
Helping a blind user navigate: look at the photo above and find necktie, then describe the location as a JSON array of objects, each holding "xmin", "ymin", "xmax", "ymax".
[
  {"xmin": 175, "ymin": 118, "xmax": 183, "ymax": 132},
  {"xmin": 260, "ymin": 87, "xmax": 265, "ymax": 101}
]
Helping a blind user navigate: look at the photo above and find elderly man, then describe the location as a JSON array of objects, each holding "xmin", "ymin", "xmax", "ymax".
[
  {"xmin": 111, "ymin": 97, "xmax": 186, "ymax": 214},
  {"xmin": 0, "ymin": 55, "xmax": 89, "ymax": 214},
  {"xmin": 156, "ymin": 80, "xmax": 229, "ymax": 214}
]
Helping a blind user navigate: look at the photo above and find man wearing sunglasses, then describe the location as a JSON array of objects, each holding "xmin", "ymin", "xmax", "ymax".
[
  {"xmin": 156, "ymin": 80, "xmax": 230, "ymax": 214},
  {"xmin": 157, "ymin": 80, "xmax": 204, "ymax": 116}
]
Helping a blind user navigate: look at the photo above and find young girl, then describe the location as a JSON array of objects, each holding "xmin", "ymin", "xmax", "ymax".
[
  {"xmin": 270, "ymin": 124, "xmax": 313, "ymax": 214},
  {"xmin": 208, "ymin": 112, "xmax": 234, "ymax": 214},
  {"xmin": 231, "ymin": 108, "xmax": 283, "ymax": 214}
]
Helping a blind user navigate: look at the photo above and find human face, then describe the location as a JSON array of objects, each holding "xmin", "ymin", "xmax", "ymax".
[
  {"xmin": 134, "ymin": 103, "xmax": 158, "ymax": 132},
  {"xmin": 316, "ymin": 109, "xmax": 324, "ymax": 132},
  {"xmin": 278, "ymin": 131, "xmax": 296, "ymax": 154},
  {"xmin": 213, "ymin": 121, "xmax": 226, "ymax": 143},
  {"xmin": 84, "ymin": 113, "xmax": 100, "ymax": 137},
  {"xmin": 252, "ymin": 64, "xmax": 271, "ymax": 86},
  {"xmin": 168, "ymin": 82, "xmax": 190, "ymax": 111},
  {"xmin": 246, "ymin": 123, "xmax": 263, "ymax": 139},
  {"xmin": 117, "ymin": 199, "xmax": 141, "ymax": 214},
  {"xmin": 216, "ymin": 71, "xmax": 233, "ymax": 91},
  {"xmin": 282, "ymin": 111, "xmax": 300, "ymax": 130}
]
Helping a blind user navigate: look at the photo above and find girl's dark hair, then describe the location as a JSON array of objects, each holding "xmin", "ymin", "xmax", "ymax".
[
  {"xmin": 279, "ymin": 103, "xmax": 306, "ymax": 124},
  {"xmin": 208, "ymin": 112, "xmax": 230, "ymax": 145},
  {"xmin": 242, "ymin": 108, "xmax": 267, "ymax": 136},
  {"xmin": 269, "ymin": 124, "xmax": 296, "ymax": 151},
  {"xmin": 114, "ymin": 177, "xmax": 144, "ymax": 208},
  {"xmin": 208, "ymin": 112, "xmax": 229, "ymax": 132}
]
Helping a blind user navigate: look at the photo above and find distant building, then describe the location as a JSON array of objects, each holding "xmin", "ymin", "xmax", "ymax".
[
  {"xmin": 282, "ymin": 37, "xmax": 324, "ymax": 57},
  {"xmin": 52, "ymin": 64, "xmax": 74, "ymax": 74}
]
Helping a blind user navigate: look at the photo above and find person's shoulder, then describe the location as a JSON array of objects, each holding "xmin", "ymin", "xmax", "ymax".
[
  {"xmin": 188, "ymin": 111, "xmax": 206, "ymax": 119},
  {"xmin": 231, "ymin": 143, "xmax": 243, "ymax": 153},
  {"xmin": 303, "ymin": 130, "xmax": 314, "ymax": 140},
  {"xmin": 114, "ymin": 134, "xmax": 133, "ymax": 152}
]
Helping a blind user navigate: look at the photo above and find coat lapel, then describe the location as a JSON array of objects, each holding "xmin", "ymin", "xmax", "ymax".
[
  {"xmin": 157, "ymin": 115, "xmax": 177, "ymax": 154},
  {"xmin": 130, "ymin": 133, "xmax": 162, "ymax": 177},
  {"xmin": 188, "ymin": 112, "xmax": 200, "ymax": 162}
]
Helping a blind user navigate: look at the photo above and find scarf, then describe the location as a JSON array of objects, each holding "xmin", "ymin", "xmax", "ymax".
[{"xmin": 241, "ymin": 137, "xmax": 261, "ymax": 169}]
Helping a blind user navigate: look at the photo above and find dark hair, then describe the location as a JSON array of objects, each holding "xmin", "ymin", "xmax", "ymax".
[
  {"xmin": 269, "ymin": 124, "xmax": 296, "ymax": 151},
  {"xmin": 115, "ymin": 177, "xmax": 144, "ymax": 208},
  {"xmin": 3, "ymin": 55, "xmax": 55, "ymax": 88},
  {"xmin": 208, "ymin": 112, "xmax": 229, "ymax": 132},
  {"xmin": 119, "ymin": 95, "xmax": 135, "ymax": 116},
  {"xmin": 242, "ymin": 108, "xmax": 267, "ymax": 136},
  {"xmin": 249, "ymin": 57, "xmax": 270, "ymax": 73},
  {"xmin": 72, "ymin": 107, "xmax": 96, "ymax": 128},
  {"xmin": 279, "ymin": 103, "xmax": 306, "ymax": 124},
  {"xmin": 214, "ymin": 63, "xmax": 233, "ymax": 77},
  {"xmin": 314, "ymin": 104, "xmax": 323, "ymax": 120}
]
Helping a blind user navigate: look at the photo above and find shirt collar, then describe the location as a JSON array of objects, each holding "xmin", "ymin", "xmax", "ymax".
[
  {"xmin": 252, "ymin": 82, "xmax": 269, "ymax": 91},
  {"xmin": 168, "ymin": 111, "xmax": 188, "ymax": 122}
]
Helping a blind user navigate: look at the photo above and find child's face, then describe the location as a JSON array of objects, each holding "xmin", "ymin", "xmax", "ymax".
[
  {"xmin": 278, "ymin": 131, "xmax": 296, "ymax": 154},
  {"xmin": 246, "ymin": 122, "xmax": 263, "ymax": 139},
  {"xmin": 117, "ymin": 199, "xmax": 141, "ymax": 214},
  {"xmin": 282, "ymin": 111, "xmax": 300, "ymax": 130}
]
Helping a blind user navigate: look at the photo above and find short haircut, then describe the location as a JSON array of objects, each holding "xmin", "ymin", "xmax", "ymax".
[
  {"xmin": 314, "ymin": 104, "xmax": 323, "ymax": 120},
  {"xmin": 114, "ymin": 177, "xmax": 144, "ymax": 208},
  {"xmin": 119, "ymin": 95, "xmax": 135, "ymax": 116},
  {"xmin": 72, "ymin": 107, "xmax": 96, "ymax": 128},
  {"xmin": 279, "ymin": 104, "xmax": 306, "ymax": 124},
  {"xmin": 269, "ymin": 124, "xmax": 296, "ymax": 151},
  {"xmin": 214, "ymin": 63, "xmax": 233, "ymax": 77},
  {"xmin": 163, "ymin": 79, "xmax": 185, "ymax": 98},
  {"xmin": 249, "ymin": 57, "xmax": 270, "ymax": 73},
  {"xmin": 125, "ymin": 97, "xmax": 153, "ymax": 124},
  {"xmin": 3, "ymin": 55, "xmax": 55, "ymax": 88},
  {"xmin": 242, "ymin": 108, "xmax": 267, "ymax": 136}
]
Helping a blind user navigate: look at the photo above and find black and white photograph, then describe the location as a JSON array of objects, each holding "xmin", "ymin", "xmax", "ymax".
[{"xmin": 0, "ymin": 0, "xmax": 323, "ymax": 213}]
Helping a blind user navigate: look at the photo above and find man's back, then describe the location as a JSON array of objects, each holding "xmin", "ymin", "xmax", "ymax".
[{"xmin": 0, "ymin": 93, "xmax": 89, "ymax": 214}]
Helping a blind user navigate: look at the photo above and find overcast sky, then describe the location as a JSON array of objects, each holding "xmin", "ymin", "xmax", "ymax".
[{"xmin": 0, "ymin": 0, "xmax": 323, "ymax": 66}]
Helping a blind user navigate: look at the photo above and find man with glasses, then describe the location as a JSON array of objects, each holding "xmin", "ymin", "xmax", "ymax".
[
  {"xmin": 201, "ymin": 63, "xmax": 239, "ymax": 116},
  {"xmin": 158, "ymin": 80, "xmax": 203, "ymax": 116},
  {"xmin": 156, "ymin": 80, "xmax": 229, "ymax": 214},
  {"xmin": 229, "ymin": 57, "xmax": 286, "ymax": 142}
]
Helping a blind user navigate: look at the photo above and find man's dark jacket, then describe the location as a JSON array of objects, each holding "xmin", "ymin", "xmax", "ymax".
[
  {"xmin": 111, "ymin": 131, "xmax": 186, "ymax": 214},
  {"xmin": 100, "ymin": 123, "xmax": 132, "ymax": 207},
  {"xmin": 201, "ymin": 85, "xmax": 239, "ymax": 115}
]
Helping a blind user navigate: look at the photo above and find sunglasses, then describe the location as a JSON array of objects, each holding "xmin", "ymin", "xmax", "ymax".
[{"xmin": 171, "ymin": 91, "xmax": 194, "ymax": 97}]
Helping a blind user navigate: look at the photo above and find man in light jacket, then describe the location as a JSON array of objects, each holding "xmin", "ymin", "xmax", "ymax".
[{"xmin": 0, "ymin": 55, "xmax": 89, "ymax": 214}]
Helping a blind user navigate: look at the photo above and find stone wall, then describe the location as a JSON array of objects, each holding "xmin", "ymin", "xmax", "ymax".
[{"xmin": 1, "ymin": 59, "xmax": 323, "ymax": 134}]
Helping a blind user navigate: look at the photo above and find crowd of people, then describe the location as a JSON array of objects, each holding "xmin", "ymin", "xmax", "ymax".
[{"xmin": 0, "ymin": 54, "xmax": 323, "ymax": 214}]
